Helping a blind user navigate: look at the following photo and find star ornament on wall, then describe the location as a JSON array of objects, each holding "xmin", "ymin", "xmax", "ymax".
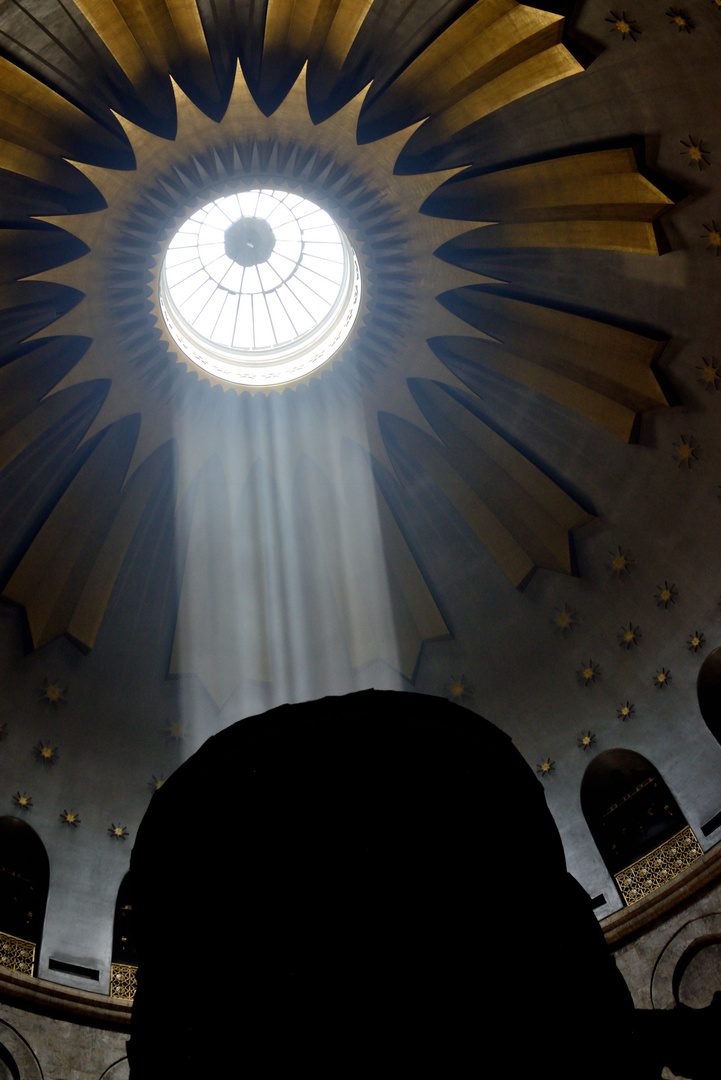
[
  {"xmin": 39, "ymin": 678, "xmax": 67, "ymax": 708},
  {"xmin": 654, "ymin": 667, "xmax": 672, "ymax": 689},
  {"xmin": 578, "ymin": 660, "xmax": 601, "ymax": 686},
  {"xmin": 33, "ymin": 741, "xmax": 59, "ymax": 765},
  {"xmin": 1, "ymin": 0, "xmax": 675, "ymax": 703},
  {"xmin": 617, "ymin": 701, "xmax": 635, "ymax": 720},
  {"xmin": 606, "ymin": 11, "xmax": 642, "ymax": 39},
  {"xmin": 60, "ymin": 810, "xmax": 80, "ymax": 827},
  {"xmin": 446, "ymin": 675, "xmax": 473, "ymax": 704},
  {"xmin": 697, "ymin": 358, "xmax": 721, "ymax": 390},
  {"xmin": 608, "ymin": 547, "xmax": 634, "ymax": 578},
  {"xmin": 666, "ymin": 8, "xmax": 695, "ymax": 30},
  {"xmin": 12, "ymin": 792, "xmax": 33, "ymax": 811},
  {"xmin": 655, "ymin": 582, "xmax": 678, "ymax": 608},
  {"xmin": 672, "ymin": 435, "xmax": 700, "ymax": 468},
  {"xmin": 681, "ymin": 137, "xmax": 711, "ymax": 169},
  {"xmin": 109, "ymin": 824, "xmax": 129, "ymax": 840},
  {"xmin": 618, "ymin": 623, "xmax": 641, "ymax": 649},
  {"xmin": 553, "ymin": 603, "xmax": 578, "ymax": 634},
  {"xmin": 703, "ymin": 221, "xmax": 721, "ymax": 255}
]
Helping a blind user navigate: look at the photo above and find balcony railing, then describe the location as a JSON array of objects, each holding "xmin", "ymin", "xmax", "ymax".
[
  {"xmin": 110, "ymin": 961, "xmax": 137, "ymax": 1000},
  {"xmin": 0, "ymin": 930, "xmax": 35, "ymax": 976},
  {"xmin": 615, "ymin": 825, "xmax": 703, "ymax": 905}
]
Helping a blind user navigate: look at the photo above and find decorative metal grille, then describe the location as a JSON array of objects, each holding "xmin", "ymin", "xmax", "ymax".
[
  {"xmin": 0, "ymin": 929, "xmax": 35, "ymax": 975},
  {"xmin": 110, "ymin": 961, "xmax": 138, "ymax": 1000},
  {"xmin": 615, "ymin": 825, "xmax": 703, "ymax": 905}
]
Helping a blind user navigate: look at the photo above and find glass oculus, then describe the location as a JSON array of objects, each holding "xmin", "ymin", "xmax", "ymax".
[{"xmin": 160, "ymin": 189, "xmax": 362, "ymax": 386}]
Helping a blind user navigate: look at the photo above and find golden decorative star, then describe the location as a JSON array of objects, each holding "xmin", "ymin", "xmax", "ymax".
[
  {"xmin": 617, "ymin": 701, "xmax": 635, "ymax": 720},
  {"xmin": 606, "ymin": 10, "xmax": 642, "ymax": 37},
  {"xmin": 703, "ymin": 221, "xmax": 721, "ymax": 255},
  {"xmin": 553, "ymin": 603, "xmax": 577, "ymax": 633},
  {"xmin": 672, "ymin": 435, "xmax": 700, "ymax": 468},
  {"xmin": 667, "ymin": 7, "xmax": 694, "ymax": 30},
  {"xmin": 681, "ymin": 137, "xmax": 711, "ymax": 169},
  {"xmin": 60, "ymin": 810, "xmax": 80, "ymax": 827},
  {"xmin": 446, "ymin": 676, "xmax": 472, "ymax": 703},
  {"xmin": 654, "ymin": 667, "xmax": 672, "ymax": 688},
  {"xmin": 608, "ymin": 546, "xmax": 634, "ymax": 578},
  {"xmin": 618, "ymin": 622, "xmax": 641, "ymax": 649},
  {"xmin": 537, "ymin": 758, "xmax": 555, "ymax": 777},
  {"xmin": 34, "ymin": 741, "xmax": 58, "ymax": 765},
  {"xmin": 12, "ymin": 792, "xmax": 32, "ymax": 810},
  {"xmin": 688, "ymin": 631, "xmax": 705, "ymax": 652},
  {"xmin": 579, "ymin": 660, "xmax": 601, "ymax": 685},
  {"xmin": 578, "ymin": 731, "xmax": 596, "ymax": 750},
  {"xmin": 697, "ymin": 357, "xmax": 721, "ymax": 389},
  {"xmin": 655, "ymin": 581, "xmax": 678, "ymax": 608},
  {"xmin": 109, "ymin": 823, "xmax": 129, "ymax": 840},
  {"xmin": 39, "ymin": 678, "xmax": 67, "ymax": 707}
]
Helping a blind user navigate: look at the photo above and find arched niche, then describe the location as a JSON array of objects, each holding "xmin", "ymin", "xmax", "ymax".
[
  {"xmin": 112, "ymin": 873, "xmax": 137, "ymax": 967},
  {"xmin": 581, "ymin": 750, "xmax": 693, "ymax": 904},
  {"xmin": 697, "ymin": 645, "xmax": 721, "ymax": 746},
  {"xmin": 0, "ymin": 817, "xmax": 49, "ymax": 969}
]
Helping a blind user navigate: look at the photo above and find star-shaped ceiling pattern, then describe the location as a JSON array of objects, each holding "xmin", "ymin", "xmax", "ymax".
[{"xmin": 0, "ymin": 0, "xmax": 674, "ymax": 704}]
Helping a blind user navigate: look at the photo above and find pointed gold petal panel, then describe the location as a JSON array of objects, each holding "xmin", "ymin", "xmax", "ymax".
[
  {"xmin": 436, "ymin": 290, "xmax": 667, "ymax": 440},
  {"xmin": 67, "ymin": 441, "xmax": 176, "ymax": 649},
  {"xmin": 431, "ymin": 148, "xmax": 672, "ymax": 254},
  {"xmin": 306, "ymin": 0, "xmax": 376, "ymax": 98},
  {"xmin": 363, "ymin": 1, "xmax": 579, "ymax": 138},
  {"xmin": 0, "ymin": 55, "xmax": 130, "ymax": 165},
  {"xmin": 4, "ymin": 414, "xmax": 140, "ymax": 649},
  {"xmin": 403, "ymin": 46, "xmax": 582, "ymax": 162},
  {"xmin": 381, "ymin": 380, "xmax": 589, "ymax": 587},
  {"xmin": 70, "ymin": 0, "xmax": 169, "ymax": 95},
  {"xmin": 368, "ymin": 468, "xmax": 450, "ymax": 678},
  {"xmin": 431, "ymin": 336, "xmax": 642, "ymax": 441},
  {"xmin": 72, "ymin": 0, "xmax": 223, "ymax": 108},
  {"xmin": 0, "ymin": 140, "xmax": 102, "ymax": 211},
  {"xmin": 260, "ymin": 0, "xmax": 374, "ymax": 109},
  {"xmin": 342, "ymin": 440, "xmax": 449, "ymax": 677}
]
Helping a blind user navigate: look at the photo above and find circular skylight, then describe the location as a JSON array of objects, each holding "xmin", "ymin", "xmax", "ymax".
[{"xmin": 160, "ymin": 189, "xmax": 362, "ymax": 386}]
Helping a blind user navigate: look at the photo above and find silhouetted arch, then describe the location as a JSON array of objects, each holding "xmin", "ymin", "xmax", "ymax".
[
  {"xmin": 0, "ymin": 817, "xmax": 49, "ymax": 959},
  {"xmin": 112, "ymin": 873, "xmax": 137, "ymax": 966},
  {"xmin": 697, "ymin": 645, "xmax": 721, "ymax": 746},
  {"xmin": 581, "ymin": 750, "xmax": 687, "ymax": 880}
]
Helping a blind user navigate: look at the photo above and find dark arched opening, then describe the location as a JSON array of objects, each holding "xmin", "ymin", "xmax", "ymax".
[
  {"xmin": 0, "ymin": 817, "xmax": 49, "ymax": 975},
  {"xmin": 697, "ymin": 645, "xmax": 721, "ymax": 746},
  {"xmin": 112, "ymin": 873, "xmax": 137, "ymax": 966},
  {"xmin": 581, "ymin": 750, "xmax": 700, "ymax": 905},
  {"xmin": 110, "ymin": 873, "xmax": 137, "ymax": 1000}
]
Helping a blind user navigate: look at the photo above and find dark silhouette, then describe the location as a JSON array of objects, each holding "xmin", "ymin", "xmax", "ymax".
[{"xmin": 128, "ymin": 690, "xmax": 715, "ymax": 1077}]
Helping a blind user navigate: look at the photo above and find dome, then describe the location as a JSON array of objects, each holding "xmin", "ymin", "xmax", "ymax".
[{"xmin": 0, "ymin": 0, "xmax": 720, "ymax": 1074}]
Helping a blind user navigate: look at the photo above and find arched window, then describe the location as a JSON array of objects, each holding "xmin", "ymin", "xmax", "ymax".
[
  {"xmin": 697, "ymin": 645, "xmax": 721, "ymax": 747},
  {"xmin": 112, "ymin": 873, "xmax": 137, "ymax": 967},
  {"xmin": 581, "ymin": 751, "xmax": 701, "ymax": 905},
  {"xmin": 110, "ymin": 873, "xmax": 137, "ymax": 1001},
  {"xmin": 0, "ymin": 817, "xmax": 49, "ymax": 976}
]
